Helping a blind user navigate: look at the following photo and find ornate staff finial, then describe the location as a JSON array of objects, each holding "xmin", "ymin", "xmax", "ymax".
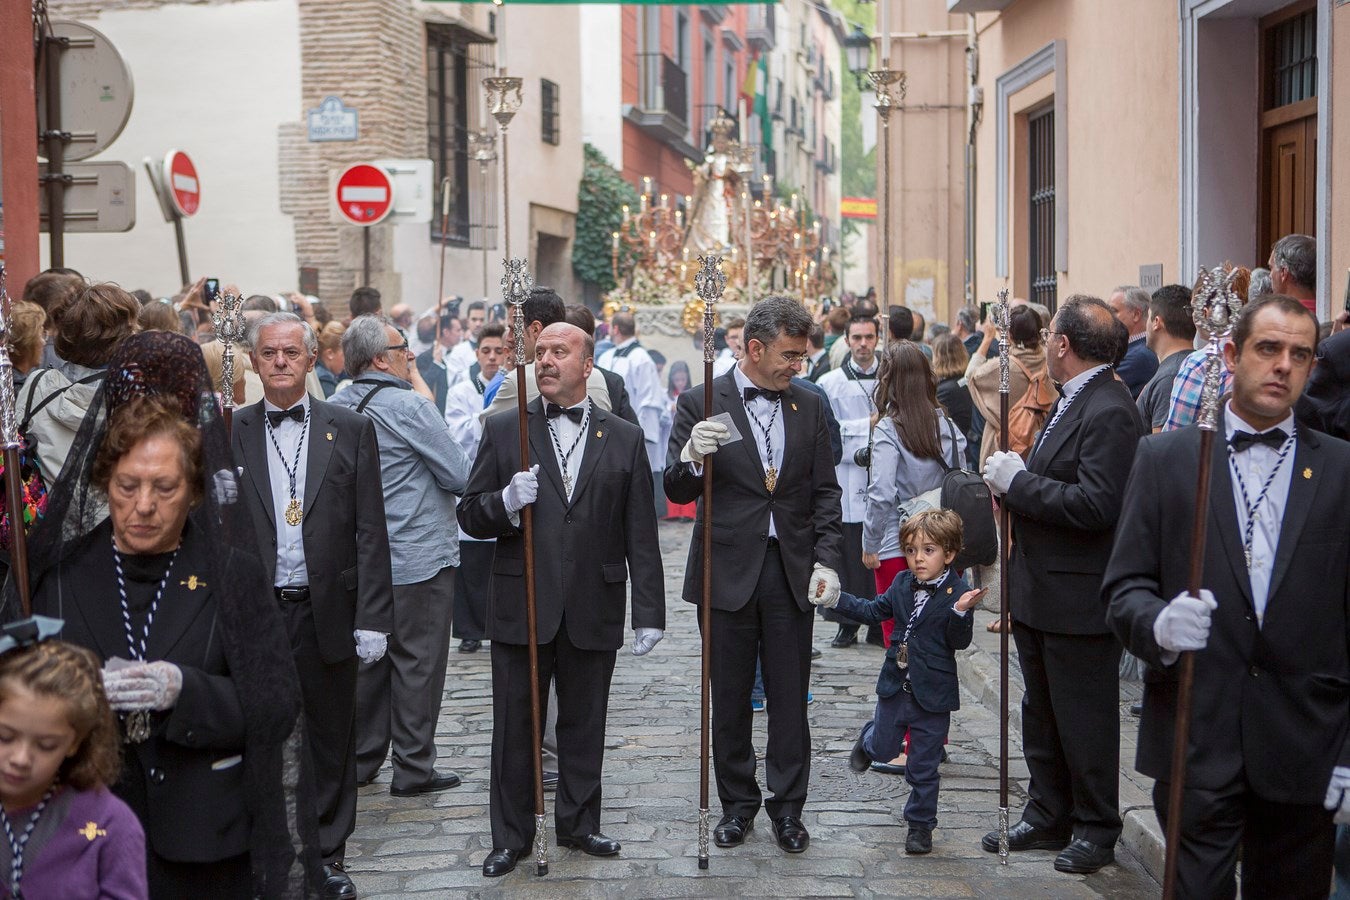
[
  {"xmin": 994, "ymin": 287, "xmax": 1011, "ymax": 396},
  {"xmin": 0, "ymin": 267, "xmax": 17, "ymax": 451},
  {"xmin": 211, "ymin": 291, "xmax": 247, "ymax": 414},
  {"xmin": 1190, "ymin": 266, "xmax": 1244, "ymax": 432},
  {"xmin": 501, "ymin": 257, "xmax": 534, "ymax": 368},
  {"xmin": 694, "ymin": 256, "xmax": 726, "ymax": 365}
]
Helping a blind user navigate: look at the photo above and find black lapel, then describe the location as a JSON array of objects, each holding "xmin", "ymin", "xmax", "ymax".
[
  {"xmin": 716, "ymin": 373, "xmax": 766, "ymax": 482},
  {"xmin": 915, "ymin": 570, "xmax": 957, "ymax": 626},
  {"xmin": 63, "ymin": 526, "xmax": 125, "ymax": 661},
  {"xmin": 303, "ymin": 400, "xmax": 337, "ymax": 514},
  {"xmin": 569, "ymin": 405, "xmax": 611, "ymax": 507},
  {"xmin": 1265, "ymin": 430, "xmax": 1321, "ymax": 604},
  {"xmin": 237, "ymin": 403, "xmax": 275, "ymax": 527},
  {"xmin": 779, "ymin": 380, "xmax": 801, "ymax": 478},
  {"xmin": 1029, "ymin": 371, "xmax": 1105, "ymax": 469},
  {"xmin": 526, "ymin": 397, "xmax": 567, "ymax": 502},
  {"xmin": 145, "ymin": 522, "xmax": 214, "ymax": 661},
  {"xmin": 1208, "ymin": 431, "xmax": 1255, "ymax": 610}
]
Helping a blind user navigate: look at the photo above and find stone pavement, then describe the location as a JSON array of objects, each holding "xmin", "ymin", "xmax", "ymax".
[{"xmin": 345, "ymin": 521, "xmax": 1159, "ymax": 898}]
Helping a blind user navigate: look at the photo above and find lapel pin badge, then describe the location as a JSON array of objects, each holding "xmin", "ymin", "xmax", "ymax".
[
  {"xmin": 791, "ymin": 402, "xmax": 798, "ymax": 411},
  {"xmin": 946, "ymin": 587, "xmax": 953, "ymax": 594},
  {"xmin": 180, "ymin": 575, "xmax": 205, "ymax": 591},
  {"xmin": 596, "ymin": 430, "xmax": 603, "ymax": 438},
  {"xmin": 326, "ymin": 432, "xmax": 334, "ymax": 441},
  {"xmin": 1303, "ymin": 467, "xmax": 1312, "ymax": 479}
]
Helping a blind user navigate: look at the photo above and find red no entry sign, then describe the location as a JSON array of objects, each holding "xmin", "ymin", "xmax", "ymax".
[
  {"xmin": 334, "ymin": 163, "xmax": 394, "ymax": 226},
  {"xmin": 164, "ymin": 150, "xmax": 200, "ymax": 217}
]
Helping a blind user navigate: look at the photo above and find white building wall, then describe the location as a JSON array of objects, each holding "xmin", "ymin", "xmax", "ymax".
[{"xmin": 580, "ymin": 5, "xmax": 624, "ymax": 168}]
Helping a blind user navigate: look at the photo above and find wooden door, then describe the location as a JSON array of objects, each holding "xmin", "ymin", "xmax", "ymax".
[{"xmin": 1258, "ymin": 2, "xmax": 1317, "ymax": 262}]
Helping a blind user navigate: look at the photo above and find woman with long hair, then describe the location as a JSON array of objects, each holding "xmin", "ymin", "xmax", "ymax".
[
  {"xmin": 965, "ymin": 305, "xmax": 1049, "ymax": 468},
  {"xmin": 664, "ymin": 360, "xmax": 696, "ymax": 520}
]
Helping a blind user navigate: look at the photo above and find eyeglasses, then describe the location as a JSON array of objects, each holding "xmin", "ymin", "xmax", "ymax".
[
  {"xmin": 386, "ymin": 342, "xmax": 410, "ymax": 353},
  {"xmin": 1039, "ymin": 328, "xmax": 1063, "ymax": 344}
]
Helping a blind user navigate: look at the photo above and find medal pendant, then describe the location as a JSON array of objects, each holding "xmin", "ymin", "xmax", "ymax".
[
  {"xmin": 765, "ymin": 466, "xmax": 778, "ymax": 493},
  {"xmin": 285, "ymin": 498, "xmax": 303, "ymax": 526},
  {"xmin": 124, "ymin": 710, "xmax": 151, "ymax": 744},
  {"xmin": 896, "ymin": 642, "xmax": 909, "ymax": 670},
  {"xmin": 562, "ymin": 474, "xmax": 573, "ymax": 497}
]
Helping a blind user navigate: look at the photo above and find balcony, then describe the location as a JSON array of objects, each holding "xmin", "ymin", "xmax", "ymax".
[
  {"xmin": 947, "ymin": 0, "xmax": 1016, "ymax": 11},
  {"xmin": 625, "ymin": 53, "xmax": 699, "ymax": 156},
  {"xmin": 746, "ymin": 5, "xmax": 775, "ymax": 52}
]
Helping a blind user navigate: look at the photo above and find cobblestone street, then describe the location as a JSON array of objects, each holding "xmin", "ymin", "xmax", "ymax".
[{"xmin": 346, "ymin": 520, "xmax": 1159, "ymax": 898}]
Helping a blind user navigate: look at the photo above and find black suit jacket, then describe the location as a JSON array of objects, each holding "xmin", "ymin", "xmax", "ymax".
[
  {"xmin": 1105, "ymin": 426, "xmax": 1350, "ymax": 803},
  {"xmin": 598, "ymin": 366, "xmax": 640, "ymax": 427},
  {"xmin": 1005, "ymin": 371, "xmax": 1145, "ymax": 634},
  {"xmin": 833, "ymin": 568, "xmax": 974, "ymax": 711},
  {"xmin": 664, "ymin": 371, "xmax": 843, "ymax": 611},
  {"xmin": 416, "ymin": 352, "xmax": 450, "ymax": 414},
  {"xmin": 231, "ymin": 397, "xmax": 394, "ymax": 663},
  {"xmin": 456, "ymin": 397, "xmax": 665, "ymax": 651},
  {"xmin": 33, "ymin": 520, "xmax": 259, "ymax": 862}
]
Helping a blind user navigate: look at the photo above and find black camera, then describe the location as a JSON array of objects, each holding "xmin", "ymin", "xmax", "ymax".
[{"xmin": 853, "ymin": 446, "xmax": 872, "ymax": 468}]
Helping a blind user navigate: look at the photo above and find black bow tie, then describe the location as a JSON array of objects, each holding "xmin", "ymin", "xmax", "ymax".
[
  {"xmin": 1230, "ymin": 428, "xmax": 1288, "ymax": 453},
  {"xmin": 266, "ymin": 406, "xmax": 305, "ymax": 428},
  {"xmin": 914, "ymin": 577, "xmax": 944, "ymax": 591},
  {"xmin": 545, "ymin": 403, "xmax": 585, "ymax": 423},
  {"xmin": 743, "ymin": 387, "xmax": 782, "ymax": 403}
]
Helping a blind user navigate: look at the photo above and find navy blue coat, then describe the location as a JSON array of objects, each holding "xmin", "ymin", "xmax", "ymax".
[{"xmin": 832, "ymin": 569, "xmax": 974, "ymax": 713}]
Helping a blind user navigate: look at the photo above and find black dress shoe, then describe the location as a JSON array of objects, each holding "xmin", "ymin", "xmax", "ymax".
[
  {"xmin": 831, "ymin": 627, "xmax": 858, "ymax": 648},
  {"xmin": 322, "ymin": 862, "xmax": 356, "ymax": 898},
  {"xmin": 458, "ymin": 639, "xmax": 481, "ymax": 653},
  {"xmin": 771, "ymin": 816, "xmax": 809, "ymax": 853},
  {"xmin": 981, "ymin": 819, "xmax": 1071, "ymax": 853},
  {"xmin": 390, "ymin": 770, "xmax": 462, "ymax": 796},
  {"xmin": 905, "ymin": 825, "xmax": 933, "ymax": 854},
  {"xmin": 557, "ymin": 832, "xmax": 621, "ymax": 856},
  {"xmin": 848, "ymin": 734, "xmax": 871, "ymax": 773},
  {"xmin": 870, "ymin": 760, "xmax": 905, "ymax": 776},
  {"xmin": 1129, "ymin": 701, "xmax": 1144, "ymax": 717},
  {"xmin": 1054, "ymin": 838, "xmax": 1114, "ymax": 873},
  {"xmin": 810, "ymin": 646, "xmax": 822, "ymax": 660},
  {"xmin": 713, "ymin": 814, "xmax": 753, "ymax": 847},
  {"xmin": 481, "ymin": 847, "xmax": 521, "ymax": 877}
]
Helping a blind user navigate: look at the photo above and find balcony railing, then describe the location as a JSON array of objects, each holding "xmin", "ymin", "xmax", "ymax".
[
  {"xmin": 746, "ymin": 5, "xmax": 775, "ymax": 51},
  {"xmin": 637, "ymin": 53, "xmax": 688, "ymax": 125}
]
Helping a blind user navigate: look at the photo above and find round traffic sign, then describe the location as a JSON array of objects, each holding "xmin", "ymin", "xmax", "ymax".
[
  {"xmin": 164, "ymin": 150, "xmax": 200, "ymax": 217},
  {"xmin": 334, "ymin": 164, "xmax": 394, "ymax": 226},
  {"xmin": 37, "ymin": 21, "xmax": 134, "ymax": 162}
]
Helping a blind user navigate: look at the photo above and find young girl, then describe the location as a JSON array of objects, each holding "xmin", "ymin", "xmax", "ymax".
[{"xmin": 0, "ymin": 634, "xmax": 147, "ymax": 899}]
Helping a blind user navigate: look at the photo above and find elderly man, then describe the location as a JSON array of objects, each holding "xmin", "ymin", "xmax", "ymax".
[
  {"xmin": 1269, "ymin": 233, "xmax": 1317, "ymax": 314},
  {"xmin": 459, "ymin": 322, "xmax": 665, "ymax": 877},
  {"xmin": 330, "ymin": 315, "xmax": 471, "ymax": 797},
  {"xmin": 232, "ymin": 312, "xmax": 394, "ymax": 899},
  {"xmin": 981, "ymin": 296, "xmax": 1144, "ymax": 874},
  {"xmin": 1107, "ymin": 285, "xmax": 1159, "ymax": 397}
]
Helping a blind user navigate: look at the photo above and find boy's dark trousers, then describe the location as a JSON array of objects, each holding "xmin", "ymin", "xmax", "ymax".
[{"xmin": 861, "ymin": 685, "xmax": 949, "ymax": 827}]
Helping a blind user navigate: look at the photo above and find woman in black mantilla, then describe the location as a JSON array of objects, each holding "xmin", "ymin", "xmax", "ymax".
[{"xmin": 13, "ymin": 331, "xmax": 319, "ymax": 898}]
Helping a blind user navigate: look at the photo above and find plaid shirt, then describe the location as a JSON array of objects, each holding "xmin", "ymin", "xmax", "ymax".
[{"xmin": 1161, "ymin": 348, "xmax": 1232, "ymax": 432}]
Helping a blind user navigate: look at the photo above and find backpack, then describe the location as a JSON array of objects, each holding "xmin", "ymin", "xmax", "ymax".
[
  {"xmin": 1005, "ymin": 355, "xmax": 1058, "ymax": 459},
  {"xmin": 896, "ymin": 414, "xmax": 998, "ymax": 572},
  {"xmin": 0, "ymin": 369, "xmax": 61, "ymax": 552}
]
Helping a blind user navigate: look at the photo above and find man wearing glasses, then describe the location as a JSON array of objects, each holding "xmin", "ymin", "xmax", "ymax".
[
  {"xmin": 665, "ymin": 295, "xmax": 844, "ymax": 855},
  {"xmin": 330, "ymin": 315, "xmax": 472, "ymax": 805}
]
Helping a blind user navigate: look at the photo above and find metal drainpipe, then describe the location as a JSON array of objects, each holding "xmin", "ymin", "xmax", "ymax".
[{"xmin": 964, "ymin": 14, "xmax": 982, "ymax": 306}]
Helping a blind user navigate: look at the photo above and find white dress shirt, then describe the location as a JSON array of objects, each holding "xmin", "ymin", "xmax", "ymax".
[
  {"xmin": 262, "ymin": 394, "xmax": 311, "ymax": 587},
  {"xmin": 545, "ymin": 398, "xmax": 590, "ymax": 502},
  {"xmin": 815, "ymin": 358, "xmax": 878, "ymax": 522},
  {"xmin": 732, "ymin": 364, "xmax": 784, "ymax": 538},
  {"xmin": 1224, "ymin": 402, "xmax": 1295, "ymax": 624}
]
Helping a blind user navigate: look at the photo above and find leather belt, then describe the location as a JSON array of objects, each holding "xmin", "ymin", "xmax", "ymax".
[{"xmin": 275, "ymin": 586, "xmax": 311, "ymax": 603}]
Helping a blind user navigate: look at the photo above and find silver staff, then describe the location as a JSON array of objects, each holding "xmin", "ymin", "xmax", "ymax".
[
  {"xmin": 992, "ymin": 286, "xmax": 1011, "ymax": 863},
  {"xmin": 211, "ymin": 290, "xmax": 247, "ymax": 436}
]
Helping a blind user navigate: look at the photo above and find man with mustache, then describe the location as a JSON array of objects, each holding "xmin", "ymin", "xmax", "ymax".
[{"xmin": 458, "ymin": 322, "xmax": 665, "ymax": 877}]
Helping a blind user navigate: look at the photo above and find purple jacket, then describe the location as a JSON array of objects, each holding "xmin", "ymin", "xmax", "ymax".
[{"xmin": 0, "ymin": 786, "xmax": 147, "ymax": 899}]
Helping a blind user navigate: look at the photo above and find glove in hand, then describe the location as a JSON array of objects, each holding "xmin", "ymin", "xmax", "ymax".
[
  {"xmin": 632, "ymin": 628, "xmax": 664, "ymax": 657},
  {"xmin": 354, "ymin": 629, "xmax": 388, "ymax": 664},
  {"xmin": 681, "ymin": 421, "xmax": 732, "ymax": 465},
  {"xmin": 502, "ymin": 464, "xmax": 540, "ymax": 513},
  {"xmin": 1153, "ymin": 590, "xmax": 1218, "ymax": 660},
  {"xmin": 212, "ymin": 469, "xmax": 238, "ymax": 506},
  {"xmin": 102, "ymin": 661, "xmax": 183, "ymax": 712},
  {"xmin": 983, "ymin": 451, "xmax": 1027, "ymax": 495},
  {"xmin": 1325, "ymin": 767, "xmax": 1350, "ymax": 824},
  {"xmin": 809, "ymin": 563, "xmax": 841, "ymax": 609}
]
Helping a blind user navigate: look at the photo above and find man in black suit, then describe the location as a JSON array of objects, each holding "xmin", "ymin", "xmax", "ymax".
[
  {"xmin": 232, "ymin": 312, "xmax": 395, "ymax": 899},
  {"xmin": 979, "ymin": 295, "xmax": 1145, "ymax": 874},
  {"xmin": 665, "ymin": 295, "xmax": 844, "ymax": 855},
  {"xmin": 1106, "ymin": 295, "xmax": 1350, "ymax": 898},
  {"xmin": 458, "ymin": 322, "xmax": 665, "ymax": 878}
]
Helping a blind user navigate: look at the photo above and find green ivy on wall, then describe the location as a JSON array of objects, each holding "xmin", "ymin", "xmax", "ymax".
[{"xmin": 572, "ymin": 144, "xmax": 641, "ymax": 294}]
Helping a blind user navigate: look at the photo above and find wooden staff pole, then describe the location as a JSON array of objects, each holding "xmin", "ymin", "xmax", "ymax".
[
  {"xmin": 1161, "ymin": 267, "xmax": 1239, "ymax": 899},
  {"xmin": 694, "ymin": 256, "xmax": 726, "ymax": 870},
  {"xmin": 993, "ymin": 287, "xmax": 1011, "ymax": 863}
]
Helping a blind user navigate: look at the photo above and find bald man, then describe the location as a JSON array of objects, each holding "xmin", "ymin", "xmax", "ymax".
[{"xmin": 458, "ymin": 323, "xmax": 665, "ymax": 876}]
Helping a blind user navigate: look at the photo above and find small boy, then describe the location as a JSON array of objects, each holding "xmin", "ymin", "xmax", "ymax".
[{"xmin": 812, "ymin": 509, "xmax": 985, "ymax": 854}]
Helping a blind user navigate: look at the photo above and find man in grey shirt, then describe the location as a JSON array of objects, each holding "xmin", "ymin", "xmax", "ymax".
[
  {"xmin": 332, "ymin": 315, "xmax": 472, "ymax": 796},
  {"xmin": 1135, "ymin": 285, "xmax": 1197, "ymax": 432}
]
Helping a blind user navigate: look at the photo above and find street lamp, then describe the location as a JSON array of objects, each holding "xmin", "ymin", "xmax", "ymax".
[
  {"xmin": 843, "ymin": 24, "xmax": 872, "ymax": 89},
  {"xmin": 483, "ymin": 76, "xmax": 523, "ymax": 260},
  {"xmin": 865, "ymin": 57, "xmax": 905, "ymax": 320},
  {"xmin": 469, "ymin": 129, "xmax": 497, "ymax": 298}
]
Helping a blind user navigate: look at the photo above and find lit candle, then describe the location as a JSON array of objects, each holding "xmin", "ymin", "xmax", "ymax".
[
  {"xmin": 681, "ymin": 247, "xmax": 690, "ymax": 262},
  {"xmin": 763, "ymin": 175, "xmax": 773, "ymax": 196},
  {"xmin": 622, "ymin": 204, "xmax": 630, "ymax": 224},
  {"xmin": 639, "ymin": 194, "xmax": 648, "ymax": 214},
  {"xmin": 754, "ymin": 199, "xmax": 762, "ymax": 209},
  {"xmin": 684, "ymin": 194, "xmax": 692, "ymax": 208},
  {"xmin": 812, "ymin": 219, "xmax": 821, "ymax": 237},
  {"xmin": 791, "ymin": 193, "xmax": 799, "ymax": 212},
  {"xmin": 881, "ymin": 0, "xmax": 891, "ymax": 64},
  {"xmin": 731, "ymin": 246, "xmax": 739, "ymax": 262},
  {"xmin": 648, "ymin": 230, "xmax": 657, "ymax": 249},
  {"xmin": 680, "ymin": 263, "xmax": 688, "ymax": 281},
  {"xmin": 675, "ymin": 210, "xmax": 684, "ymax": 228},
  {"xmin": 660, "ymin": 193, "xmax": 669, "ymax": 209},
  {"xmin": 794, "ymin": 232, "xmax": 802, "ymax": 249},
  {"xmin": 642, "ymin": 176, "xmax": 653, "ymax": 197},
  {"xmin": 612, "ymin": 232, "xmax": 620, "ymax": 252}
]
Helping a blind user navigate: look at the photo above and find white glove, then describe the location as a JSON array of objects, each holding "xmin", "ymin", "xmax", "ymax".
[
  {"xmin": 1324, "ymin": 767, "xmax": 1350, "ymax": 823},
  {"xmin": 102, "ymin": 661, "xmax": 183, "ymax": 712},
  {"xmin": 1153, "ymin": 590, "xmax": 1218, "ymax": 662},
  {"xmin": 632, "ymin": 628, "xmax": 664, "ymax": 657},
  {"xmin": 354, "ymin": 629, "xmax": 388, "ymax": 664},
  {"xmin": 983, "ymin": 450, "xmax": 1027, "ymax": 495},
  {"xmin": 681, "ymin": 421, "xmax": 732, "ymax": 465},
  {"xmin": 809, "ymin": 563, "xmax": 841, "ymax": 609},
  {"xmin": 212, "ymin": 468, "xmax": 238, "ymax": 505},
  {"xmin": 502, "ymin": 464, "xmax": 540, "ymax": 513}
]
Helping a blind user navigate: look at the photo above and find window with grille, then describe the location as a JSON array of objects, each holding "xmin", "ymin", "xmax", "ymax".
[
  {"xmin": 1266, "ymin": 8, "xmax": 1316, "ymax": 110},
  {"xmin": 427, "ymin": 27, "xmax": 495, "ymax": 248},
  {"xmin": 541, "ymin": 79, "xmax": 560, "ymax": 146},
  {"xmin": 1028, "ymin": 105, "xmax": 1057, "ymax": 311}
]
